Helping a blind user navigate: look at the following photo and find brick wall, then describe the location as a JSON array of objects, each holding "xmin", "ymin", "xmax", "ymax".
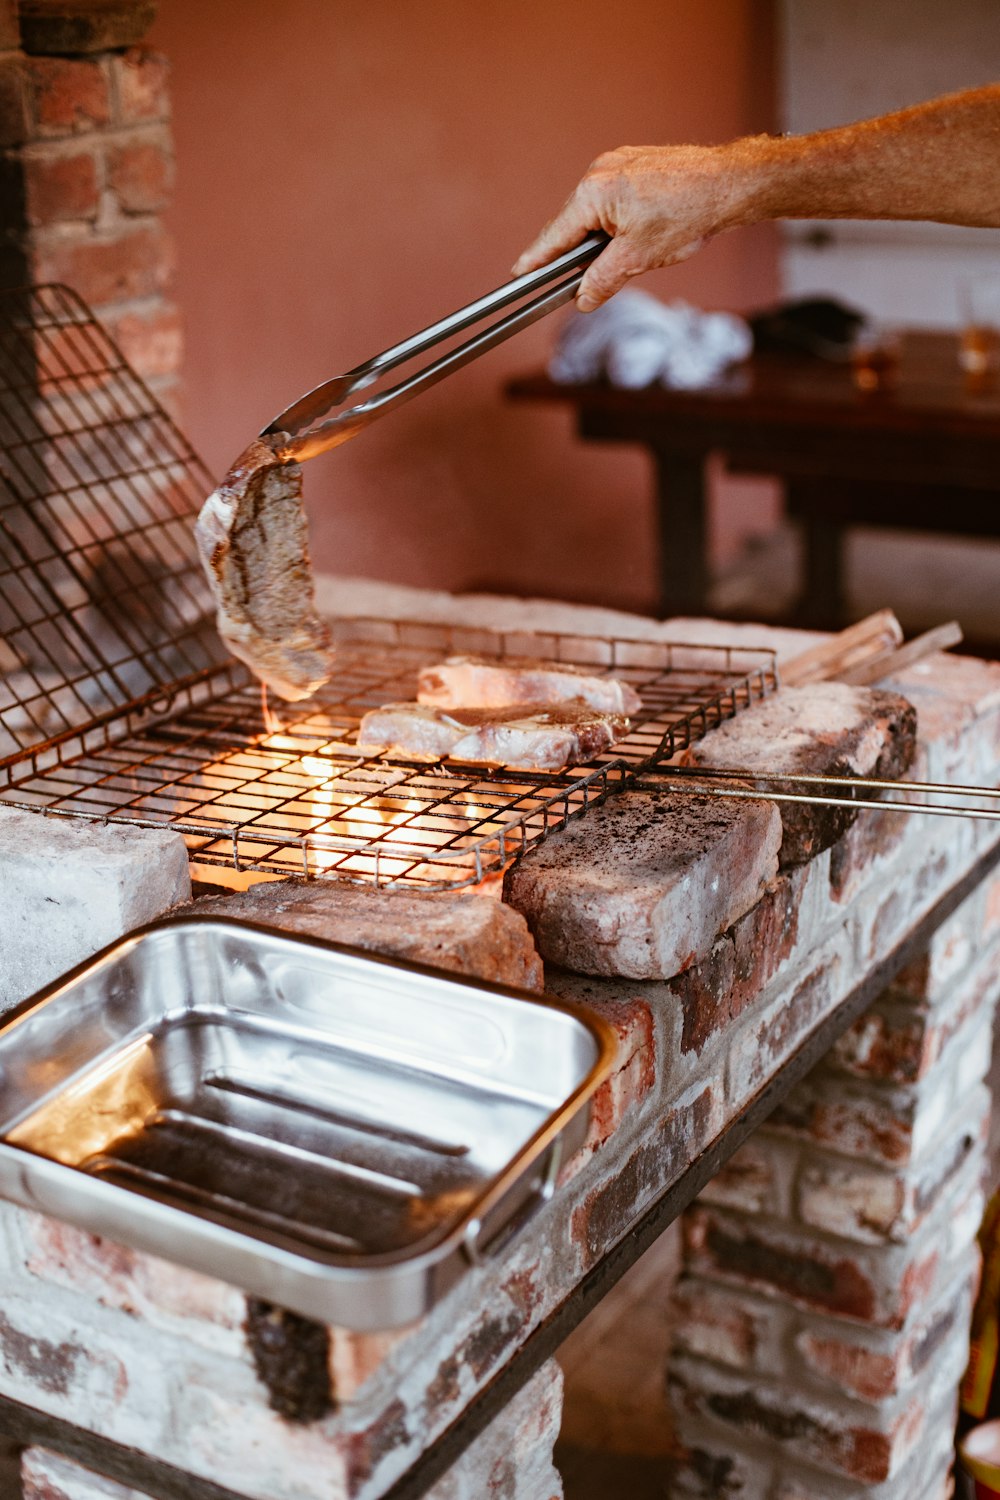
[{"xmin": 0, "ymin": 0, "xmax": 182, "ymax": 414}]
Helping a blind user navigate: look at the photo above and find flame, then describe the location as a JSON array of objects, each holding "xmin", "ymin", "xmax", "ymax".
[{"xmin": 261, "ymin": 684, "xmax": 284, "ymax": 736}]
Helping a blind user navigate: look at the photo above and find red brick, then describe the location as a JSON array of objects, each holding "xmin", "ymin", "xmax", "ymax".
[
  {"xmin": 31, "ymin": 221, "xmax": 175, "ymax": 307},
  {"xmin": 699, "ymin": 1137, "xmax": 791, "ymax": 1216},
  {"xmin": 670, "ymin": 859, "xmax": 826, "ymax": 1060},
  {"xmin": 0, "ymin": 52, "xmax": 27, "ymax": 146},
  {"xmin": 112, "ymin": 47, "xmax": 168, "ymax": 123},
  {"xmin": 572, "ymin": 1087, "xmax": 716, "ymax": 1270},
  {"xmin": 22, "ymin": 147, "xmax": 98, "ymax": 224},
  {"xmin": 864, "ymin": 848, "xmax": 952, "ymax": 964},
  {"xmin": 729, "ymin": 952, "xmax": 842, "ymax": 1099},
  {"xmin": 671, "ymin": 1279, "xmax": 770, "ymax": 1370},
  {"xmin": 672, "ymin": 932, "xmax": 736, "ymax": 1054},
  {"xmin": 670, "ymin": 1355, "xmax": 926, "ymax": 1483},
  {"xmin": 107, "ymin": 302, "xmax": 183, "ymax": 381},
  {"xmin": 796, "ymin": 1330, "xmax": 900, "ymax": 1402},
  {"xmin": 769, "ymin": 1085, "xmax": 913, "ymax": 1165},
  {"xmin": 107, "ymin": 135, "xmax": 172, "ymax": 213},
  {"xmin": 829, "ymin": 804, "xmax": 910, "ymax": 904},
  {"xmin": 831, "ymin": 961, "xmax": 999, "ymax": 1085},
  {"xmin": 684, "ymin": 1208, "xmax": 879, "ymax": 1320},
  {"xmin": 27, "ymin": 56, "xmax": 109, "ymax": 136},
  {"xmin": 729, "ymin": 867, "xmax": 804, "ymax": 1011}
]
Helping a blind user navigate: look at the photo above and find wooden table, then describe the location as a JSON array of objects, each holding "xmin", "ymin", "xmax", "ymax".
[{"xmin": 507, "ymin": 332, "xmax": 1000, "ymax": 626}]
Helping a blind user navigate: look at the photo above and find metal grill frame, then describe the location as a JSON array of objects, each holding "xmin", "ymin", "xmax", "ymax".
[{"xmin": 0, "ymin": 285, "xmax": 778, "ymax": 890}]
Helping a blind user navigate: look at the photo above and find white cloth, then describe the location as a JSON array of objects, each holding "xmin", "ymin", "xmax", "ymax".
[{"xmin": 548, "ymin": 287, "xmax": 752, "ymax": 391}]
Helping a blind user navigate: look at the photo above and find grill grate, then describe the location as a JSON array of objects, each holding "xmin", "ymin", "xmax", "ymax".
[{"xmin": 0, "ymin": 286, "xmax": 778, "ymax": 889}]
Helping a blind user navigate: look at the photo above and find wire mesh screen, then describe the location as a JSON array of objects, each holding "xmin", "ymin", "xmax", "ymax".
[
  {"xmin": 0, "ymin": 283, "xmax": 242, "ymax": 770},
  {"xmin": 0, "ymin": 285, "xmax": 778, "ymax": 890}
]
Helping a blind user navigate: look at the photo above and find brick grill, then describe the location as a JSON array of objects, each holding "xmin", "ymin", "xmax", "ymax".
[{"xmin": 0, "ymin": 8, "xmax": 999, "ymax": 1500}]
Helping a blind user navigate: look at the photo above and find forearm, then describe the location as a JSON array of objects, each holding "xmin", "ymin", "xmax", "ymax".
[
  {"xmin": 515, "ymin": 84, "xmax": 1000, "ymax": 309},
  {"xmin": 738, "ymin": 85, "xmax": 1000, "ymax": 229}
]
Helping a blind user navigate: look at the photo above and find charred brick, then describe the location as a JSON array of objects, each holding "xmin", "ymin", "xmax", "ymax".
[
  {"xmin": 347, "ymin": 1398, "xmax": 409, "ymax": 1490},
  {"xmin": 0, "ymin": 1310, "xmax": 80, "ymax": 1395},
  {"xmin": 463, "ymin": 1310, "xmax": 524, "ymax": 1381},
  {"xmin": 702, "ymin": 1223, "xmax": 876, "ymax": 1320},
  {"xmin": 708, "ymin": 1387, "xmax": 820, "ymax": 1444},
  {"xmin": 243, "ymin": 1298, "xmax": 333, "ymax": 1424},
  {"xmin": 19, "ymin": 0, "xmax": 158, "ymax": 56}
]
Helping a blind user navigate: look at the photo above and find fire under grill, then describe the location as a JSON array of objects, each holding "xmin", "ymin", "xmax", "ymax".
[{"xmin": 0, "ymin": 283, "xmax": 785, "ymax": 889}]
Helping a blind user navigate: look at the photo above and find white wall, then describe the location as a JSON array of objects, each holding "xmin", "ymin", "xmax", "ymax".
[{"xmin": 780, "ymin": 0, "xmax": 1000, "ymax": 326}]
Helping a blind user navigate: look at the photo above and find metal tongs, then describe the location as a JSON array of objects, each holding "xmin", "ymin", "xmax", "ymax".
[{"xmin": 261, "ymin": 232, "xmax": 608, "ymax": 463}]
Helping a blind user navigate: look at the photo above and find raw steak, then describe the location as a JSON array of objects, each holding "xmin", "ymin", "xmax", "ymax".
[
  {"xmin": 195, "ymin": 435, "xmax": 332, "ymax": 700},
  {"xmin": 357, "ymin": 700, "xmax": 630, "ymax": 771},
  {"xmin": 417, "ymin": 654, "xmax": 642, "ymax": 715}
]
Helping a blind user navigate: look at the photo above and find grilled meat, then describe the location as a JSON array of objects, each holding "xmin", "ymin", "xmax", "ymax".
[
  {"xmin": 417, "ymin": 654, "xmax": 642, "ymax": 716},
  {"xmin": 357, "ymin": 699, "xmax": 630, "ymax": 771},
  {"xmin": 195, "ymin": 435, "xmax": 332, "ymax": 701}
]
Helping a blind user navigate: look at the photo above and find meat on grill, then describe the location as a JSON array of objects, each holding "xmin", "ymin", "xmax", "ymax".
[
  {"xmin": 357, "ymin": 700, "xmax": 630, "ymax": 771},
  {"xmin": 195, "ymin": 435, "xmax": 333, "ymax": 701},
  {"xmin": 417, "ymin": 655, "xmax": 642, "ymax": 716}
]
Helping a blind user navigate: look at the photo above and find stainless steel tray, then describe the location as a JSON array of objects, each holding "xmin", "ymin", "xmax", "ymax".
[{"xmin": 0, "ymin": 917, "xmax": 615, "ymax": 1329}]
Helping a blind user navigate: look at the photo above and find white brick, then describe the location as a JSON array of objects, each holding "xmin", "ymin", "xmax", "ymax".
[
  {"xmin": 429, "ymin": 1361, "xmax": 563, "ymax": 1500},
  {"xmin": 0, "ymin": 808, "xmax": 189, "ymax": 1011}
]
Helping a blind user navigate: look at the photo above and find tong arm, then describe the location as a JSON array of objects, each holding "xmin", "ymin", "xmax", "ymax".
[{"xmin": 261, "ymin": 232, "xmax": 608, "ymax": 459}]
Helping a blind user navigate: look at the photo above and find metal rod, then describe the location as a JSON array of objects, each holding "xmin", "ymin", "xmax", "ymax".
[{"xmin": 643, "ymin": 763, "xmax": 1000, "ymax": 821}]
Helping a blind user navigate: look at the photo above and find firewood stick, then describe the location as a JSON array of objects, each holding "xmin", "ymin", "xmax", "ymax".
[
  {"xmin": 780, "ymin": 609, "xmax": 904, "ymax": 688},
  {"xmin": 835, "ymin": 621, "xmax": 963, "ymax": 686}
]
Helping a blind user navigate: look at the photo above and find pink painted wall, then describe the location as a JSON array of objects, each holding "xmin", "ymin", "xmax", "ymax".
[{"xmin": 150, "ymin": 0, "xmax": 779, "ymax": 613}]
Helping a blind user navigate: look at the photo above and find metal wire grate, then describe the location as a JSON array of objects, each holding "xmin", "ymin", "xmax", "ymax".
[
  {"xmin": 0, "ymin": 283, "xmax": 243, "ymax": 771},
  {"xmin": 0, "ymin": 285, "xmax": 778, "ymax": 889}
]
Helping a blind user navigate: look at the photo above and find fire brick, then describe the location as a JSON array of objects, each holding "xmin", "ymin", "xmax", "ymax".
[
  {"xmin": 683, "ymin": 682, "xmax": 917, "ymax": 869},
  {"xmin": 27, "ymin": 56, "xmax": 110, "ymax": 136},
  {"xmin": 22, "ymin": 145, "xmax": 99, "ymax": 224},
  {"xmin": 188, "ymin": 877, "xmax": 544, "ymax": 991},
  {"xmin": 504, "ymin": 788, "xmax": 782, "ymax": 980},
  {"xmin": 0, "ymin": 808, "xmax": 189, "ymax": 1012}
]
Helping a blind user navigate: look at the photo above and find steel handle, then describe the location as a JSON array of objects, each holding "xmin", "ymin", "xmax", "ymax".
[
  {"xmin": 282, "ymin": 270, "xmax": 585, "ymax": 461},
  {"xmin": 267, "ymin": 233, "xmax": 609, "ymax": 455},
  {"xmin": 346, "ymin": 231, "xmax": 608, "ymax": 390},
  {"xmin": 463, "ymin": 1141, "xmax": 562, "ymax": 1265}
]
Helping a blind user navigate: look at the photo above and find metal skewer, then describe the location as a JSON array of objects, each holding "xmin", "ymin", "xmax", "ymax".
[{"xmin": 641, "ymin": 764, "xmax": 1000, "ymax": 823}]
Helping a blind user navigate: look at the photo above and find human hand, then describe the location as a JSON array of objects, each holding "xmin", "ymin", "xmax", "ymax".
[{"xmin": 513, "ymin": 143, "xmax": 756, "ymax": 311}]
